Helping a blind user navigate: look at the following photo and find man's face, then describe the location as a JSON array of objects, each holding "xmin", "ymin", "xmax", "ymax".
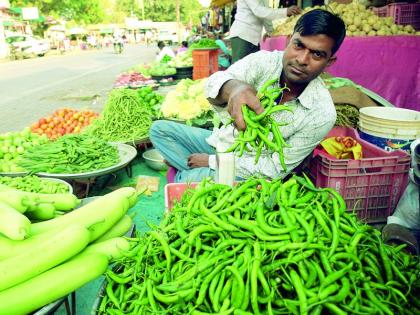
[{"xmin": 282, "ymin": 32, "xmax": 336, "ymax": 85}]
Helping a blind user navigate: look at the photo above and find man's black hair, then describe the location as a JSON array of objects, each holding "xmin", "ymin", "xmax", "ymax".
[
  {"xmin": 157, "ymin": 41, "xmax": 165, "ymax": 49},
  {"xmin": 293, "ymin": 9, "xmax": 346, "ymax": 55}
]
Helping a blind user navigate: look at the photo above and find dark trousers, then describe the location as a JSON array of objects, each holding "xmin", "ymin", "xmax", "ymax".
[{"xmin": 231, "ymin": 37, "xmax": 259, "ymax": 63}]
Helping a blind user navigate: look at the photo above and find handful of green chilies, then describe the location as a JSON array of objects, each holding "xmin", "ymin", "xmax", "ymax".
[
  {"xmin": 100, "ymin": 175, "xmax": 420, "ymax": 315},
  {"xmin": 227, "ymin": 78, "xmax": 292, "ymax": 170},
  {"xmin": 18, "ymin": 134, "xmax": 119, "ymax": 174}
]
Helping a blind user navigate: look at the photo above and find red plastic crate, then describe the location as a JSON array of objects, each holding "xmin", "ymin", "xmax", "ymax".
[
  {"xmin": 387, "ymin": 2, "xmax": 420, "ymax": 28},
  {"xmin": 164, "ymin": 183, "xmax": 198, "ymax": 211},
  {"xmin": 373, "ymin": 3, "xmax": 420, "ymax": 29},
  {"xmin": 372, "ymin": 6, "xmax": 388, "ymax": 17},
  {"xmin": 305, "ymin": 127, "xmax": 410, "ymax": 223},
  {"xmin": 192, "ymin": 49, "xmax": 219, "ymax": 80}
]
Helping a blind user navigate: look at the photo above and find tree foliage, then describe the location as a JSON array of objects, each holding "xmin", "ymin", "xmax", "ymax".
[
  {"xmin": 115, "ymin": 0, "xmax": 204, "ymax": 24},
  {"xmin": 10, "ymin": 0, "xmax": 205, "ymax": 25},
  {"xmin": 10, "ymin": 0, "xmax": 104, "ymax": 24}
]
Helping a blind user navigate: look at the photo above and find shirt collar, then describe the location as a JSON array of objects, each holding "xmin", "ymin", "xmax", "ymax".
[{"xmin": 296, "ymin": 76, "xmax": 325, "ymax": 109}]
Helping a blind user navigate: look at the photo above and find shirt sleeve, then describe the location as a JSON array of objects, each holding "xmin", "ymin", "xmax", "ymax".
[
  {"xmin": 234, "ymin": 118, "xmax": 335, "ymax": 179},
  {"xmin": 205, "ymin": 51, "xmax": 272, "ymax": 100},
  {"xmin": 262, "ymin": 19, "xmax": 274, "ymax": 34},
  {"xmin": 244, "ymin": 0, "xmax": 287, "ymax": 20}
]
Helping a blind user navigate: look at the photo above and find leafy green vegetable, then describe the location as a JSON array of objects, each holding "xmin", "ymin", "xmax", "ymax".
[
  {"xmin": 189, "ymin": 38, "xmax": 219, "ymax": 50},
  {"xmin": 168, "ymin": 50, "xmax": 193, "ymax": 68},
  {"xmin": 135, "ymin": 86, "xmax": 164, "ymax": 117},
  {"xmin": 150, "ymin": 63, "xmax": 176, "ymax": 76},
  {"xmin": 160, "ymin": 55, "xmax": 173, "ymax": 64}
]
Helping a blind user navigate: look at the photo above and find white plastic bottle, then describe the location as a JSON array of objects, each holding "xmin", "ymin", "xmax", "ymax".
[{"xmin": 215, "ymin": 143, "xmax": 235, "ymax": 187}]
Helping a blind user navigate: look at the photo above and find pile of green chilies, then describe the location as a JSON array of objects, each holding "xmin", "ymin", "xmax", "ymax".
[
  {"xmin": 99, "ymin": 175, "xmax": 420, "ymax": 315},
  {"xmin": 85, "ymin": 88, "xmax": 152, "ymax": 142},
  {"xmin": 18, "ymin": 134, "xmax": 119, "ymax": 174},
  {"xmin": 227, "ymin": 78, "xmax": 292, "ymax": 170}
]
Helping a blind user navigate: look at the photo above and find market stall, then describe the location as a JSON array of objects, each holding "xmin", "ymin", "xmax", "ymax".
[{"xmin": 1, "ymin": 30, "xmax": 420, "ymax": 314}]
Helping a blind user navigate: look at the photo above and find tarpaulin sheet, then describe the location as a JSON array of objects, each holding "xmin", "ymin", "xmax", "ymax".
[{"xmin": 260, "ymin": 35, "xmax": 420, "ymax": 111}]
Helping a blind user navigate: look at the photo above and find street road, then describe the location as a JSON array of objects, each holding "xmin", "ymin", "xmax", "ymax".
[{"xmin": 0, "ymin": 44, "xmax": 156, "ymax": 133}]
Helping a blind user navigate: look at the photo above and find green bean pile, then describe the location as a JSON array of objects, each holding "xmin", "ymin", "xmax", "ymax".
[
  {"xmin": 100, "ymin": 175, "xmax": 420, "ymax": 315},
  {"xmin": 0, "ymin": 175, "xmax": 70, "ymax": 194},
  {"xmin": 227, "ymin": 78, "xmax": 292, "ymax": 170},
  {"xmin": 335, "ymin": 104, "xmax": 360, "ymax": 128},
  {"xmin": 85, "ymin": 88, "xmax": 152, "ymax": 142},
  {"xmin": 18, "ymin": 134, "xmax": 119, "ymax": 174}
]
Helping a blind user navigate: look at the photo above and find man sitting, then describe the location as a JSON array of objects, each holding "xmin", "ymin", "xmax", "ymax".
[{"xmin": 150, "ymin": 9, "xmax": 346, "ymax": 183}]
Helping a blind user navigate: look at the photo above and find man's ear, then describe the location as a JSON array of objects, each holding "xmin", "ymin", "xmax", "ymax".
[{"xmin": 326, "ymin": 55, "xmax": 337, "ymax": 67}]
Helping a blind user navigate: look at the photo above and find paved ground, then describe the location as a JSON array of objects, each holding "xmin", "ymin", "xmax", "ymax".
[{"xmin": 0, "ymin": 44, "xmax": 157, "ymax": 133}]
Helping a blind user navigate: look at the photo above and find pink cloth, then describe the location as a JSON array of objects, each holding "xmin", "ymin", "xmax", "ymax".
[
  {"xmin": 166, "ymin": 166, "xmax": 177, "ymax": 184},
  {"xmin": 260, "ymin": 36, "xmax": 420, "ymax": 111}
]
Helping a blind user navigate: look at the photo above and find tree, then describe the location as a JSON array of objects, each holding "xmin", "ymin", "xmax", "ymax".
[
  {"xmin": 141, "ymin": 0, "xmax": 204, "ymax": 24},
  {"xmin": 10, "ymin": 0, "xmax": 205, "ymax": 25},
  {"xmin": 180, "ymin": 0, "xmax": 205, "ymax": 26},
  {"xmin": 10, "ymin": 0, "xmax": 104, "ymax": 24},
  {"xmin": 142, "ymin": 0, "xmax": 175, "ymax": 22}
]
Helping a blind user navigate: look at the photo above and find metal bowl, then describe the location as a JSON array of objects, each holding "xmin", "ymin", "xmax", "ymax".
[
  {"xmin": 142, "ymin": 149, "xmax": 168, "ymax": 171},
  {"xmin": 41, "ymin": 178, "xmax": 73, "ymax": 194}
]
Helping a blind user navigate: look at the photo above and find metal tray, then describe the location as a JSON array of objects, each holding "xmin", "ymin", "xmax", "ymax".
[
  {"xmin": 37, "ymin": 177, "xmax": 74, "ymax": 194},
  {"xmin": 31, "ymin": 297, "xmax": 69, "ymax": 315},
  {"xmin": 120, "ymin": 137, "xmax": 150, "ymax": 146},
  {"xmin": 36, "ymin": 143, "xmax": 137, "ymax": 180},
  {"xmin": 0, "ymin": 170, "xmax": 29, "ymax": 177},
  {"xmin": 0, "ymin": 176, "xmax": 73, "ymax": 194}
]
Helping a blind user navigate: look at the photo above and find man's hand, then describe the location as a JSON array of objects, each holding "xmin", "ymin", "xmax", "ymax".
[
  {"xmin": 228, "ymin": 84, "xmax": 264, "ymax": 131},
  {"xmin": 188, "ymin": 153, "xmax": 209, "ymax": 168},
  {"xmin": 287, "ymin": 5, "xmax": 302, "ymax": 16}
]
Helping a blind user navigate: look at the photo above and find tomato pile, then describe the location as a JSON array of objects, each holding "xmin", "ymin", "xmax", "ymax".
[{"xmin": 31, "ymin": 108, "xmax": 99, "ymax": 140}]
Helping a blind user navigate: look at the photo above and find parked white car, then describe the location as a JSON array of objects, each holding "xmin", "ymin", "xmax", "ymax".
[{"xmin": 6, "ymin": 35, "xmax": 50, "ymax": 57}]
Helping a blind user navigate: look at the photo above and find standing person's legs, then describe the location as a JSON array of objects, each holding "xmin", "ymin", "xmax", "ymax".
[
  {"xmin": 149, "ymin": 120, "xmax": 216, "ymax": 182},
  {"xmin": 231, "ymin": 37, "xmax": 259, "ymax": 63}
]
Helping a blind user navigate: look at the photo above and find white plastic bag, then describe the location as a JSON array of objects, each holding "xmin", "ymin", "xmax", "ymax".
[
  {"xmin": 388, "ymin": 180, "xmax": 420, "ymax": 230},
  {"xmin": 387, "ymin": 139, "xmax": 420, "ymax": 229}
]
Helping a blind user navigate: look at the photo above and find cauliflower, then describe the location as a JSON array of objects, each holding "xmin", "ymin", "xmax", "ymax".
[{"xmin": 160, "ymin": 79, "xmax": 212, "ymax": 120}]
